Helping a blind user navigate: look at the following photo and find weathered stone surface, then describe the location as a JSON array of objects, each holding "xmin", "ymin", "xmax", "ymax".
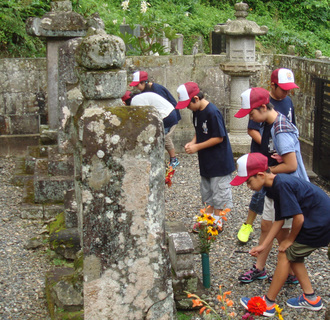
[
  {"xmin": 50, "ymin": 228, "xmax": 81, "ymax": 260},
  {"xmin": 76, "ymin": 29, "xmax": 125, "ymax": 70},
  {"xmin": 80, "ymin": 104, "xmax": 175, "ymax": 319},
  {"xmin": 26, "ymin": 12, "xmax": 87, "ymax": 38},
  {"xmin": 77, "ymin": 69, "xmax": 127, "ymax": 99},
  {"xmin": 64, "ymin": 189, "xmax": 78, "ymax": 228}
]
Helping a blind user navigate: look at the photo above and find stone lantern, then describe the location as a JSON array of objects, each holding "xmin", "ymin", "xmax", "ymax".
[{"xmin": 214, "ymin": 2, "xmax": 268, "ymax": 152}]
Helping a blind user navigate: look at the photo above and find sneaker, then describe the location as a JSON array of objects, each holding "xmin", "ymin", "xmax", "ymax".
[
  {"xmin": 169, "ymin": 158, "xmax": 180, "ymax": 169},
  {"xmin": 268, "ymin": 274, "xmax": 299, "ymax": 284},
  {"xmin": 286, "ymin": 294, "xmax": 323, "ymax": 311},
  {"xmin": 238, "ymin": 264, "xmax": 267, "ymax": 283},
  {"xmin": 240, "ymin": 296, "xmax": 276, "ymax": 317},
  {"xmin": 237, "ymin": 223, "xmax": 253, "ymax": 242}
]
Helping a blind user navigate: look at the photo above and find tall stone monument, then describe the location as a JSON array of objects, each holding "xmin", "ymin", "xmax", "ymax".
[
  {"xmin": 26, "ymin": 0, "xmax": 87, "ymax": 131},
  {"xmin": 74, "ymin": 28, "xmax": 176, "ymax": 319},
  {"xmin": 214, "ymin": 2, "xmax": 268, "ymax": 152}
]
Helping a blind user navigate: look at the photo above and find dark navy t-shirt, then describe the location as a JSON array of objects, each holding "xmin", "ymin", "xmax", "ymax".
[
  {"xmin": 193, "ymin": 102, "xmax": 235, "ymax": 177},
  {"xmin": 149, "ymin": 83, "xmax": 182, "ymax": 122},
  {"xmin": 265, "ymin": 174, "xmax": 330, "ymax": 248}
]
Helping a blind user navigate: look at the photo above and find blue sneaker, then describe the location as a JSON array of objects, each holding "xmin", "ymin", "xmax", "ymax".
[
  {"xmin": 169, "ymin": 158, "xmax": 180, "ymax": 168},
  {"xmin": 240, "ymin": 296, "xmax": 276, "ymax": 317},
  {"xmin": 286, "ymin": 294, "xmax": 323, "ymax": 311}
]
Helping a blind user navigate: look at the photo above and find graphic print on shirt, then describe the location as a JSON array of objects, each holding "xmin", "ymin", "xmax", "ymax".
[{"xmin": 202, "ymin": 120, "xmax": 208, "ymax": 134}]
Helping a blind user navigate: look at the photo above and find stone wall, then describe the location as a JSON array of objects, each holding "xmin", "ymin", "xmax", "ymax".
[{"xmin": 0, "ymin": 55, "xmax": 329, "ymax": 169}]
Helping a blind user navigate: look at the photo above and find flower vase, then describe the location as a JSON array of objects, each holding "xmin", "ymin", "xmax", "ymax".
[{"xmin": 201, "ymin": 252, "xmax": 210, "ymax": 288}]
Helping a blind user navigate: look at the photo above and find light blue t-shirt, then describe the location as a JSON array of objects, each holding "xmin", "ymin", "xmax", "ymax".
[{"xmin": 271, "ymin": 113, "xmax": 309, "ymax": 182}]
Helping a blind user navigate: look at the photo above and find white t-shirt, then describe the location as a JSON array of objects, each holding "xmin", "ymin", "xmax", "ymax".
[{"xmin": 131, "ymin": 92, "xmax": 174, "ymax": 119}]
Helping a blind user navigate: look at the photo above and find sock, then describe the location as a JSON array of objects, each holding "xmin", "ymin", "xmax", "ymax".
[
  {"xmin": 265, "ymin": 295, "xmax": 275, "ymax": 307},
  {"xmin": 304, "ymin": 292, "xmax": 317, "ymax": 301}
]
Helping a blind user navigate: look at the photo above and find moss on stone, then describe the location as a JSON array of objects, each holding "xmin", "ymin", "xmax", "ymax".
[{"xmin": 48, "ymin": 212, "xmax": 66, "ymax": 235}]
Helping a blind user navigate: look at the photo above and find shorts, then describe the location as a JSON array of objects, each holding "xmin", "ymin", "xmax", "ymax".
[
  {"xmin": 262, "ymin": 196, "xmax": 292, "ymax": 228},
  {"xmin": 200, "ymin": 174, "xmax": 233, "ymax": 209},
  {"xmin": 249, "ymin": 189, "xmax": 266, "ymax": 215},
  {"xmin": 286, "ymin": 242, "xmax": 318, "ymax": 263},
  {"xmin": 164, "ymin": 125, "xmax": 176, "ymax": 152}
]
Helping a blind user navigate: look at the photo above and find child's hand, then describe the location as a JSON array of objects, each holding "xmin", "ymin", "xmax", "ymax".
[
  {"xmin": 185, "ymin": 143, "xmax": 198, "ymax": 154},
  {"xmin": 278, "ymin": 239, "xmax": 293, "ymax": 252},
  {"xmin": 249, "ymin": 245, "xmax": 264, "ymax": 257},
  {"xmin": 271, "ymin": 153, "xmax": 283, "ymax": 163}
]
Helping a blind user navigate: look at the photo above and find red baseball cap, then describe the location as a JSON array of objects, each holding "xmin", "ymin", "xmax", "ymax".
[
  {"xmin": 130, "ymin": 71, "xmax": 148, "ymax": 86},
  {"xmin": 271, "ymin": 68, "xmax": 299, "ymax": 90},
  {"xmin": 121, "ymin": 90, "xmax": 132, "ymax": 102},
  {"xmin": 234, "ymin": 87, "xmax": 270, "ymax": 118},
  {"xmin": 230, "ymin": 153, "xmax": 268, "ymax": 186},
  {"xmin": 175, "ymin": 82, "xmax": 200, "ymax": 109}
]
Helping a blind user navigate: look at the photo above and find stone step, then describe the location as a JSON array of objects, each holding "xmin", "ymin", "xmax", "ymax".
[{"xmin": 34, "ymin": 175, "xmax": 74, "ymax": 204}]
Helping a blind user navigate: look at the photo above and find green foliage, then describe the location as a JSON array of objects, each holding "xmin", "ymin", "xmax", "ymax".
[
  {"xmin": 0, "ymin": 0, "xmax": 50, "ymax": 58},
  {"xmin": 1, "ymin": 0, "xmax": 329, "ymax": 58}
]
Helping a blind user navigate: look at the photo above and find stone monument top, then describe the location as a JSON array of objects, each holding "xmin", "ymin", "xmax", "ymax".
[
  {"xmin": 214, "ymin": 2, "xmax": 268, "ymax": 36},
  {"xmin": 26, "ymin": 0, "xmax": 87, "ymax": 38}
]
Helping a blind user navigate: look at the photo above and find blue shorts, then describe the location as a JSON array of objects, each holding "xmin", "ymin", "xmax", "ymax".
[{"xmin": 249, "ymin": 188, "xmax": 266, "ymax": 215}]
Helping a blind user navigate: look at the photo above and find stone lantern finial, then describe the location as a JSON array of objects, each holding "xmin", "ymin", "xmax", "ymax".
[{"xmin": 234, "ymin": 2, "xmax": 249, "ymax": 20}]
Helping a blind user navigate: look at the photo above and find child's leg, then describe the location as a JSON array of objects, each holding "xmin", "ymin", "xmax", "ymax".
[
  {"xmin": 254, "ymin": 218, "xmax": 273, "ymax": 270},
  {"xmin": 291, "ymin": 262, "xmax": 314, "ymax": 294},
  {"xmin": 266, "ymin": 252, "xmax": 290, "ymax": 300}
]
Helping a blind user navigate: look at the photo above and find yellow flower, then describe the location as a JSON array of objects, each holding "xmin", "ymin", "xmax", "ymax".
[
  {"xmin": 208, "ymin": 226, "xmax": 218, "ymax": 236},
  {"xmin": 205, "ymin": 214, "xmax": 215, "ymax": 225}
]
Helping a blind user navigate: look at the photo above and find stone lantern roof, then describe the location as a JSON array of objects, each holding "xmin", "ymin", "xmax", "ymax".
[
  {"xmin": 214, "ymin": 2, "xmax": 268, "ymax": 36},
  {"xmin": 26, "ymin": 0, "xmax": 87, "ymax": 38}
]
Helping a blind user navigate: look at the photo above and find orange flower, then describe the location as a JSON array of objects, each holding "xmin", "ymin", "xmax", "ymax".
[
  {"xmin": 222, "ymin": 216, "xmax": 228, "ymax": 221},
  {"xmin": 192, "ymin": 299, "xmax": 203, "ymax": 308},
  {"xmin": 229, "ymin": 312, "xmax": 236, "ymax": 317},
  {"xmin": 206, "ymin": 309, "xmax": 211, "ymax": 314},
  {"xmin": 199, "ymin": 306, "xmax": 206, "ymax": 315},
  {"xmin": 223, "ymin": 291, "xmax": 232, "ymax": 299},
  {"xmin": 247, "ymin": 296, "xmax": 267, "ymax": 316},
  {"xmin": 217, "ymin": 295, "xmax": 222, "ymax": 301},
  {"xmin": 226, "ymin": 299, "xmax": 234, "ymax": 307},
  {"xmin": 221, "ymin": 306, "xmax": 225, "ymax": 310}
]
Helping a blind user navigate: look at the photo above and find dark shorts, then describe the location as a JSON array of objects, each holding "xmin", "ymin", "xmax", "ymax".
[
  {"xmin": 249, "ymin": 188, "xmax": 266, "ymax": 215},
  {"xmin": 286, "ymin": 242, "xmax": 318, "ymax": 263}
]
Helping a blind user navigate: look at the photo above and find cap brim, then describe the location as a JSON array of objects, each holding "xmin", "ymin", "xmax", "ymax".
[
  {"xmin": 234, "ymin": 108, "xmax": 251, "ymax": 118},
  {"xmin": 129, "ymin": 81, "xmax": 139, "ymax": 87},
  {"xmin": 278, "ymin": 83, "xmax": 299, "ymax": 90},
  {"xmin": 175, "ymin": 100, "xmax": 190, "ymax": 109},
  {"xmin": 230, "ymin": 175, "xmax": 249, "ymax": 186}
]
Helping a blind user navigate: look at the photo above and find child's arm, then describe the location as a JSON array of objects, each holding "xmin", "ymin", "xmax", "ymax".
[
  {"xmin": 185, "ymin": 137, "xmax": 223, "ymax": 154},
  {"xmin": 270, "ymin": 152, "xmax": 297, "ymax": 174},
  {"xmin": 249, "ymin": 220, "xmax": 284, "ymax": 256},
  {"xmin": 248, "ymin": 129, "xmax": 261, "ymax": 145},
  {"xmin": 278, "ymin": 213, "xmax": 304, "ymax": 252}
]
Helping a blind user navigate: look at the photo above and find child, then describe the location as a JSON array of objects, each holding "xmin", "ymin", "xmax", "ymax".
[
  {"xmin": 122, "ymin": 91, "xmax": 179, "ymax": 164},
  {"xmin": 231, "ymin": 152, "xmax": 329, "ymax": 317},
  {"xmin": 130, "ymin": 70, "xmax": 181, "ymax": 168},
  {"xmin": 238, "ymin": 68, "xmax": 299, "ymax": 243},
  {"xmin": 235, "ymin": 87, "xmax": 309, "ymax": 284},
  {"xmin": 175, "ymin": 82, "xmax": 235, "ymax": 228}
]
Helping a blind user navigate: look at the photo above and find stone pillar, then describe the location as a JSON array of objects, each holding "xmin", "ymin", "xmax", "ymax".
[
  {"xmin": 75, "ymin": 28, "xmax": 176, "ymax": 319},
  {"xmin": 214, "ymin": 2, "xmax": 268, "ymax": 153},
  {"xmin": 26, "ymin": 0, "xmax": 87, "ymax": 131}
]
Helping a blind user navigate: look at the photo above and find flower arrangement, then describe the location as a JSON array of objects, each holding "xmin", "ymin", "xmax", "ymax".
[
  {"xmin": 193, "ymin": 205, "xmax": 230, "ymax": 253},
  {"xmin": 165, "ymin": 165, "xmax": 175, "ymax": 187},
  {"xmin": 185, "ymin": 285, "xmax": 236, "ymax": 319}
]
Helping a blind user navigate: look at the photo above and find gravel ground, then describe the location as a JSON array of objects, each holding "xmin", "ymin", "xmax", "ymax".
[
  {"xmin": 0, "ymin": 154, "xmax": 328, "ymax": 319},
  {"xmin": 0, "ymin": 157, "xmax": 50, "ymax": 320},
  {"xmin": 165, "ymin": 153, "xmax": 329, "ymax": 319}
]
